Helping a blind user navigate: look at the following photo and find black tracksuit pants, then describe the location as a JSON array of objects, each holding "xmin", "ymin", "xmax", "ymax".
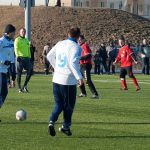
[{"xmin": 79, "ymin": 64, "xmax": 98, "ymax": 96}]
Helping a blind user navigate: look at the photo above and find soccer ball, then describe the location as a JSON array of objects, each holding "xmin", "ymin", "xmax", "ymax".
[{"xmin": 16, "ymin": 109, "xmax": 27, "ymax": 121}]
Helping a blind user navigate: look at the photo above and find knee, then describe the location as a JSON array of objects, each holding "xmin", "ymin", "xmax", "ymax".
[{"xmin": 128, "ymin": 73, "xmax": 134, "ymax": 78}]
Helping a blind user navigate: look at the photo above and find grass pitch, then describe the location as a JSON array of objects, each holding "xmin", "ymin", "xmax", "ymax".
[{"xmin": 0, "ymin": 74, "xmax": 150, "ymax": 150}]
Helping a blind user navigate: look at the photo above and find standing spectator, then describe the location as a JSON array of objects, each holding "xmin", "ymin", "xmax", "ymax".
[
  {"xmin": 30, "ymin": 42, "xmax": 36, "ymax": 76},
  {"xmin": 139, "ymin": 39, "xmax": 150, "ymax": 75},
  {"xmin": 113, "ymin": 36, "xmax": 140, "ymax": 91},
  {"xmin": 99, "ymin": 43, "xmax": 108, "ymax": 74},
  {"xmin": 47, "ymin": 27, "xmax": 83, "ymax": 136},
  {"xmin": 0, "ymin": 24, "xmax": 16, "ymax": 121},
  {"xmin": 55, "ymin": 0, "xmax": 61, "ymax": 7},
  {"xmin": 106, "ymin": 43, "xmax": 118, "ymax": 74},
  {"xmin": 14, "ymin": 28, "xmax": 32, "ymax": 93},
  {"xmin": 93, "ymin": 49, "xmax": 101, "ymax": 75},
  {"xmin": 42, "ymin": 43, "xmax": 51, "ymax": 75},
  {"xmin": 78, "ymin": 35, "xmax": 99, "ymax": 99}
]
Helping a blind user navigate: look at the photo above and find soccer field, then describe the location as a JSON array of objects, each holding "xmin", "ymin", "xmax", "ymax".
[{"xmin": 0, "ymin": 74, "xmax": 150, "ymax": 150}]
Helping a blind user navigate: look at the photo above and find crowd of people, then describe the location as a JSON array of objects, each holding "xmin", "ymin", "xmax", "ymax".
[{"xmin": 93, "ymin": 39, "xmax": 150, "ymax": 75}]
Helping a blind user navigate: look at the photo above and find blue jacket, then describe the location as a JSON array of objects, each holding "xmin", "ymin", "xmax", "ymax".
[{"xmin": 0, "ymin": 35, "xmax": 14, "ymax": 73}]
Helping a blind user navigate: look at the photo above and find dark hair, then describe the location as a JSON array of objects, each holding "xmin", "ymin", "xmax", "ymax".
[
  {"xmin": 119, "ymin": 35, "xmax": 125, "ymax": 41},
  {"xmin": 79, "ymin": 35, "xmax": 85, "ymax": 40},
  {"xmin": 4, "ymin": 24, "xmax": 16, "ymax": 34},
  {"xmin": 68, "ymin": 27, "xmax": 81, "ymax": 38}
]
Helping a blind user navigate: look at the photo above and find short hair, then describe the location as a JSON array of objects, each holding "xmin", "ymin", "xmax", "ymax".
[
  {"xmin": 79, "ymin": 35, "xmax": 85, "ymax": 40},
  {"xmin": 68, "ymin": 27, "xmax": 81, "ymax": 38},
  {"xmin": 119, "ymin": 35, "xmax": 125, "ymax": 41}
]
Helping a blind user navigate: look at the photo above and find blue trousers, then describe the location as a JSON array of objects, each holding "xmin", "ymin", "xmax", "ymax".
[
  {"xmin": 7, "ymin": 63, "xmax": 16, "ymax": 84},
  {"xmin": 0, "ymin": 73, "xmax": 8, "ymax": 108},
  {"xmin": 50, "ymin": 83, "xmax": 77, "ymax": 129}
]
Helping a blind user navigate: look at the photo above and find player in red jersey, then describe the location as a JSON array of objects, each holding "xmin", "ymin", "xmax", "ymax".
[
  {"xmin": 113, "ymin": 36, "xmax": 140, "ymax": 91},
  {"xmin": 78, "ymin": 35, "xmax": 99, "ymax": 98}
]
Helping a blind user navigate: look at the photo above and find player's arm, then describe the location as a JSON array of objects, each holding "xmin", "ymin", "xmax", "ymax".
[
  {"xmin": 128, "ymin": 47, "xmax": 138, "ymax": 64},
  {"xmin": 131, "ymin": 53, "xmax": 138, "ymax": 64},
  {"xmin": 68, "ymin": 46, "xmax": 83, "ymax": 85},
  {"xmin": 113, "ymin": 51, "xmax": 121, "ymax": 64}
]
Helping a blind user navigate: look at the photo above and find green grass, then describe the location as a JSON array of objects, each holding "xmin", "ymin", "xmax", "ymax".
[{"xmin": 0, "ymin": 74, "xmax": 150, "ymax": 150}]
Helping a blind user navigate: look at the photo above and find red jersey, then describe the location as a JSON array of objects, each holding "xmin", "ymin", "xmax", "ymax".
[
  {"xmin": 80, "ymin": 43, "xmax": 92, "ymax": 65},
  {"xmin": 116, "ymin": 45, "xmax": 133, "ymax": 67}
]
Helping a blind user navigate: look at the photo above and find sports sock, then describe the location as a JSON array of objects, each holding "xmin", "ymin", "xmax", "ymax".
[
  {"xmin": 121, "ymin": 78, "xmax": 127, "ymax": 90},
  {"xmin": 132, "ymin": 77, "xmax": 139, "ymax": 87}
]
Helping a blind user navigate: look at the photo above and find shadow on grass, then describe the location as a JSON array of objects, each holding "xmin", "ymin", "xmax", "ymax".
[
  {"xmin": 1, "ymin": 121, "xmax": 150, "ymax": 125},
  {"xmin": 69, "ymin": 135, "xmax": 150, "ymax": 139}
]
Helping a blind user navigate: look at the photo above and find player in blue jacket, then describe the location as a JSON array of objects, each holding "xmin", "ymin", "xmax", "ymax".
[{"xmin": 0, "ymin": 24, "xmax": 16, "ymax": 122}]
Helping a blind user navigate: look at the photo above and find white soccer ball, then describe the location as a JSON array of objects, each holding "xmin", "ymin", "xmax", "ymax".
[{"xmin": 16, "ymin": 109, "xmax": 27, "ymax": 121}]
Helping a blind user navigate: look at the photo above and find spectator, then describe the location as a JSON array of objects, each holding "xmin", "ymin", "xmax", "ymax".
[
  {"xmin": 106, "ymin": 42, "xmax": 118, "ymax": 74},
  {"xmin": 99, "ymin": 43, "xmax": 108, "ymax": 74},
  {"xmin": 139, "ymin": 39, "xmax": 150, "ymax": 75},
  {"xmin": 30, "ymin": 42, "xmax": 36, "ymax": 75},
  {"xmin": 14, "ymin": 28, "xmax": 32, "ymax": 93},
  {"xmin": 78, "ymin": 35, "xmax": 99, "ymax": 99},
  {"xmin": 0, "ymin": 24, "xmax": 16, "ymax": 121},
  {"xmin": 55, "ymin": 0, "xmax": 61, "ymax": 7},
  {"xmin": 93, "ymin": 49, "xmax": 101, "ymax": 75},
  {"xmin": 42, "ymin": 43, "xmax": 51, "ymax": 75}
]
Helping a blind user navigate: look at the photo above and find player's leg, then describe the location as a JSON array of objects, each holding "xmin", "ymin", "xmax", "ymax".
[
  {"xmin": 60, "ymin": 85, "xmax": 77, "ymax": 136},
  {"xmin": 23, "ymin": 59, "xmax": 32, "ymax": 92},
  {"xmin": 0, "ymin": 73, "xmax": 8, "ymax": 108},
  {"xmin": 85, "ymin": 64, "xmax": 99, "ymax": 98},
  {"xmin": 127, "ymin": 66, "xmax": 140, "ymax": 91},
  {"xmin": 79, "ymin": 65, "xmax": 87, "ymax": 97},
  {"xmin": 10, "ymin": 63, "xmax": 16, "ymax": 88},
  {"xmin": 48, "ymin": 83, "xmax": 63, "ymax": 136},
  {"xmin": 16, "ymin": 59, "xmax": 23, "ymax": 92},
  {"xmin": 7, "ymin": 68, "xmax": 11, "ymax": 88},
  {"xmin": 120, "ymin": 68, "xmax": 128, "ymax": 90}
]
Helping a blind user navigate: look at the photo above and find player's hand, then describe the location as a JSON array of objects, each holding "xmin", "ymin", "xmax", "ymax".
[
  {"xmin": 4, "ymin": 60, "xmax": 11, "ymax": 66},
  {"xmin": 113, "ymin": 61, "xmax": 116, "ymax": 65},
  {"xmin": 134, "ymin": 61, "xmax": 138, "ymax": 65},
  {"xmin": 78, "ymin": 79, "xmax": 84, "ymax": 87}
]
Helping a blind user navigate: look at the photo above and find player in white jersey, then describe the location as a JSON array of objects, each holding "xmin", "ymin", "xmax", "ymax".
[{"xmin": 47, "ymin": 27, "xmax": 83, "ymax": 136}]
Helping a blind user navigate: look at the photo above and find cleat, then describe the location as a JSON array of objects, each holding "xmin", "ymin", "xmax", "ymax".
[
  {"xmin": 11, "ymin": 81, "xmax": 15, "ymax": 88},
  {"xmin": 78, "ymin": 93, "xmax": 86, "ymax": 97},
  {"xmin": 48, "ymin": 124, "xmax": 56, "ymax": 136},
  {"xmin": 8, "ymin": 84, "xmax": 11, "ymax": 88},
  {"xmin": 18, "ymin": 89, "xmax": 23, "ymax": 93},
  {"xmin": 59, "ymin": 127, "xmax": 72, "ymax": 136},
  {"xmin": 91, "ymin": 94, "xmax": 99, "ymax": 99},
  {"xmin": 23, "ymin": 87, "xmax": 29, "ymax": 93},
  {"xmin": 136, "ymin": 86, "xmax": 140, "ymax": 91},
  {"xmin": 120, "ymin": 87, "xmax": 128, "ymax": 91}
]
